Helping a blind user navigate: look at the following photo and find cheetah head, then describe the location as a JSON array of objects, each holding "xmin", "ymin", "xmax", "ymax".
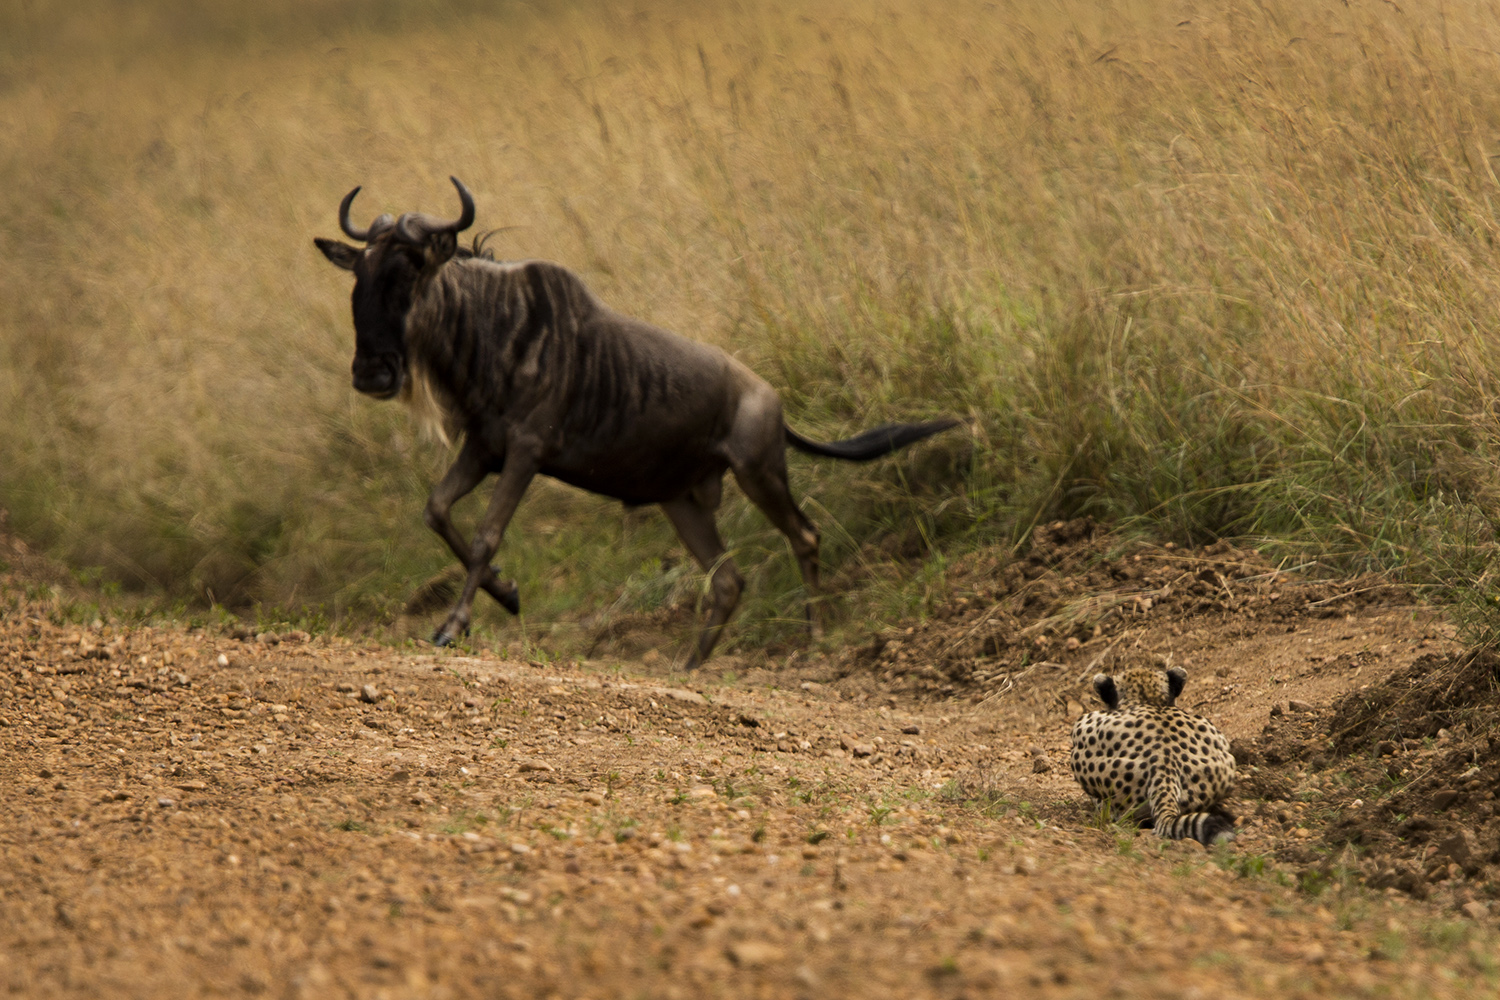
[{"xmin": 1091, "ymin": 665, "xmax": 1187, "ymax": 711}]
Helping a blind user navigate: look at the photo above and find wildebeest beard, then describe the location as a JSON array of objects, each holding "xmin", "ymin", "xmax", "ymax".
[{"xmin": 316, "ymin": 176, "xmax": 960, "ymax": 668}]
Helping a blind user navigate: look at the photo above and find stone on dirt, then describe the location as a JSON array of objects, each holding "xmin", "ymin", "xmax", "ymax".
[
  {"xmin": 727, "ymin": 941, "xmax": 785, "ymax": 968},
  {"xmin": 1436, "ymin": 830, "xmax": 1478, "ymax": 872}
]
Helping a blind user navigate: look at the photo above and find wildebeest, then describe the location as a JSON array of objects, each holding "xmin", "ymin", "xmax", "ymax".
[{"xmin": 315, "ymin": 176, "xmax": 958, "ymax": 668}]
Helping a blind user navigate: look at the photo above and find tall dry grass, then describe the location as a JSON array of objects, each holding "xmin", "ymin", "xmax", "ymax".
[{"xmin": 5, "ymin": 0, "xmax": 1500, "ymax": 645}]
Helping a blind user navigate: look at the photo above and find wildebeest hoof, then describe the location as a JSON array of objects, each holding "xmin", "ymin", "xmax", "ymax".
[
  {"xmin": 433, "ymin": 623, "xmax": 469, "ymax": 647},
  {"xmin": 482, "ymin": 571, "xmax": 521, "ymax": 616}
]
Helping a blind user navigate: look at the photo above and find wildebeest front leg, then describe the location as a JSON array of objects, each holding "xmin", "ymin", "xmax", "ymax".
[
  {"xmin": 660, "ymin": 486, "xmax": 743, "ymax": 670},
  {"xmin": 423, "ymin": 440, "xmax": 521, "ymax": 616},
  {"xmin": 432, "ymin": 455, "xmax": 538, "ymax": 647}
]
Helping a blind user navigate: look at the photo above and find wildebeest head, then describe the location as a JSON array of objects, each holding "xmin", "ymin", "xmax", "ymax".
[{"xmin": 315, "ymin": 177, "xmax": 475, "ymax": 398}]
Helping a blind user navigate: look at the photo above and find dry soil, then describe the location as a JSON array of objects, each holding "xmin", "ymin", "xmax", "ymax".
[{"xmin": 4, "ymin": 521, "xmax": 1500, "ymax": 999}]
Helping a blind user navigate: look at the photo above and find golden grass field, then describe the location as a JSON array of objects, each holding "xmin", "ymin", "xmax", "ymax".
[{"xmin": 5, "ymin": 0, "xmax": 1500, "ymax": 650}]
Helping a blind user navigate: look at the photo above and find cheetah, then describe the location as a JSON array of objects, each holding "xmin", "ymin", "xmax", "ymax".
[{"xmin": 1069, "ymin": 665, "xmax": 1236, "ymax": 845}]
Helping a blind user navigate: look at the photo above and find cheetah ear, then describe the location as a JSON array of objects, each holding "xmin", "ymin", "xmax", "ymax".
[
  {"xmin": 1166, "ymin": 667, "xmax": 1187, "ymax": 705},
  {"xmin": 1092, "ymin": 673, "xmax": 1119, "ymax": 710}
]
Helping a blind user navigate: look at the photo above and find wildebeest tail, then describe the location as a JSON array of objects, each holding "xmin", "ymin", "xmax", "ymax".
[
  {"xmin": 785, "ymin": 418, "xmax": 961, "ymax": 462},
  {"xmin": 1157, "ymin": 810, "xmax": 1236, "ymax": 846}
]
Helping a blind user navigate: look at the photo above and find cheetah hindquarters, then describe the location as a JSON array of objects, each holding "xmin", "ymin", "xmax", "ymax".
[{"xmin": 1146, "ymin": 759, "xmax": 1235, "ymax": 846}]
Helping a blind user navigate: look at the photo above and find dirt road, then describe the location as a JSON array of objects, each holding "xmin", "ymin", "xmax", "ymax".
[{"xmin": 3, "ymin": 526, "xmax": 1499, "ymax": 998}]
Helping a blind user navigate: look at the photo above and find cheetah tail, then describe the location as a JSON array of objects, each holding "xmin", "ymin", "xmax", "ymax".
[{"xmin": 1158, "ymin": 811, "xmax": 1236, "ymax": 846}]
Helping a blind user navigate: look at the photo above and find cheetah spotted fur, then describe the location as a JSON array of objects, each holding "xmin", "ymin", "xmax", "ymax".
[{"xmin": 1069, "ymin": 665, "xmax": 1236, "ymax": 845}]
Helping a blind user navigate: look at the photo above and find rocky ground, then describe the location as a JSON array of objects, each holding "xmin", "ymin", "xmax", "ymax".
[{"xmin": 4, "ymin": 520, "xmax": 1500, "ymax": 999}]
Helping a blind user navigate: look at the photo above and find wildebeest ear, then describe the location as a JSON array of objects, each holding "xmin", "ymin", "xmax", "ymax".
[
  {"xmin": 315, "ymin": 237, "xmax": 360, "ymax": 271},
  {"xmin": 1092, "ymin": 673, "xmax": 1119, "ymax": 710}
]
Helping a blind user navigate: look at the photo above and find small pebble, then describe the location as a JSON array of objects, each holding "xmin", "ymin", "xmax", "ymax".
[{"xmin": 726, "ymin": 940, "xmax": 784, "ymax": 968}]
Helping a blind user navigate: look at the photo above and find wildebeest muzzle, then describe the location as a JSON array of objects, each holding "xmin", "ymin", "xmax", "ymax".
[{"xmin": 352, "ymin": 352, "xmax": 404, "ymax": 399}]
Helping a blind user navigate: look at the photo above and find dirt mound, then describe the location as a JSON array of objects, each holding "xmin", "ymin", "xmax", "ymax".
[
  {"xmin": 1228, "ymin": 650, "xmax": 1500, "ymax": 904},
  {"xmin": 1328, "ymin": 650, "xmax": 1500, "ymax": 751},
  {"xmin": 838, "ymin": 518, "xmax": 1409, "ymax": 703}
]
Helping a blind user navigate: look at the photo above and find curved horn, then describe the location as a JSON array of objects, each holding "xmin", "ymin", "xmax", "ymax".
[
  {"xmin": 338, "ymin": 186, "xmax": 371, "ymax": 241},
  {"xmin": 448, "ymin": 176, "xmax": 477, "ymax": 232},
  {"xmin": 396, "ymin": 176, "xmax": 476, "ymax": 243}
]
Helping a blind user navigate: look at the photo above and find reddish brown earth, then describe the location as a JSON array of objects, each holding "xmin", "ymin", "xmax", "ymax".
[{"xmin": 3, "ymin": 521, "xmax": 1500, "ymax": 999}]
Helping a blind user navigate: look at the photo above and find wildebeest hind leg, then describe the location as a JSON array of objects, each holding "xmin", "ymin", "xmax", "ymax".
[
  {"xmin": 424, "ymin": 442, "xmax": 521, "ymax": 617},
  {"xmin": 433, "ymin": 456, "xmax": 537, "ymax": 646},
  {"xmin": 660, "ymin": 490, "xmax": 743, "ymax": 670},
  {"xmin": 732, "ymin": 461, "xmax": 822, "ymax": 639}
]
